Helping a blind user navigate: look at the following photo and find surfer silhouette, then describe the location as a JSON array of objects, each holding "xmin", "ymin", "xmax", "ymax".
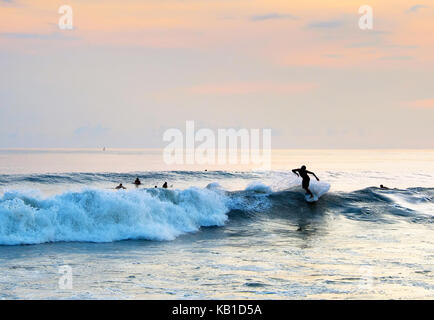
[
  {"xmin": 134, "ymin": 177, "xmax": 141, "ymax": 186},
  {"xmin": 115, "ymin": 183, "xmax": 126, "ymax": 190},
  {"xmin": 292, "ymin": 165, "xmax": 319, "ymax": 198},
  {"xmin": 162, "ymin": 182, "xmax": 168, "ymax": 189}
]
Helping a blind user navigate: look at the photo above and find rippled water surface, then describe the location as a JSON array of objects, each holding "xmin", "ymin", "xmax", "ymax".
[{"xmin": 0, "ymin": 149, "xmax": 433, "ymax": 299}]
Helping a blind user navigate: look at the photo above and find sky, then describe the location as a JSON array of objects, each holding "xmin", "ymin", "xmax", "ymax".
[{"xmin": 0, "ymin": 0, "xmax": 433, "ymax": 148}]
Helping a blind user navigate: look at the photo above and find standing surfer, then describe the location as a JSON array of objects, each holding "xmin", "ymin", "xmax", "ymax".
[{"xmin": 292, "ymin": 165, "xmax": 320, "ymax": 198}]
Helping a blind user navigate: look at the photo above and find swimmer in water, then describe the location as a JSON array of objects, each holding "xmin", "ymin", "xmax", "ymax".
[
  {"xmin": 115, "ymin": 183, "xmax": 126, "ymax": 190},
  {"xmin": 134, "ymin": 177, "xmax": 141, "ymax": 186}
]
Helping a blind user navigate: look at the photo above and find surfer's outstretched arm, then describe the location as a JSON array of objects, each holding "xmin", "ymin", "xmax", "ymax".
[
  {"xmin": 292, "ymin": 169, "xmax": 300, "ymax": 177},
  {"xmin": 307, "ymin": 171, "xmax": 320, "ymax": 181}
]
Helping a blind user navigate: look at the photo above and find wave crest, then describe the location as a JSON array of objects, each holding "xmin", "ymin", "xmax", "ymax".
[{"xmin": 0, "ymin": 187, "xmax": 229, "ymax": 245}]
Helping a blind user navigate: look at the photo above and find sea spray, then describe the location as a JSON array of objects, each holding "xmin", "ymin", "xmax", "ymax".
[
  {"xmin": 0, "ymin": 187, "xmax": 229, "ymax": 245},
  {"xmin": 0, "ymin": 183, "xmax": 432, "ymax": 246}
]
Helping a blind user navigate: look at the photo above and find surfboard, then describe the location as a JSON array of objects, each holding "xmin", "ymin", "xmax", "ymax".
[{"xmin": 304, "ymin": 181, "xmax": 330, "ymax": 202}]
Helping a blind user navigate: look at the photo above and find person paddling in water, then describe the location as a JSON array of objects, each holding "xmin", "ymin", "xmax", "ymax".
[
  {"xmin": 292, "ymin": 165, "xmax": 320, "ymax": 198},
  {"xmin": 115, "ymin": 183, "xmax": 126, "ymax": 190}
]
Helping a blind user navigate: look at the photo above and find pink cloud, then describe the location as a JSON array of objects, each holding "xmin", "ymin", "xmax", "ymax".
[{"xmin": 405, "ymin": 98, "xmax": 434, "ymax": 109}]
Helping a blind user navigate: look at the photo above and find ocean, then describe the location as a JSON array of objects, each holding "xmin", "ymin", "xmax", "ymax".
[{"xmin": 0, "ymin": 149, "xmax": 433, "ymax": 299}]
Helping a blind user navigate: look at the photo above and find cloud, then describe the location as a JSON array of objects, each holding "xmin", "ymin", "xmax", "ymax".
[
  {"xmin": 0, "ymin": 0, "xmax": 17, "ymax": 5},
  {"xmin": 347, "ymin": 40, "xmax": 418, "ymax": 49},
  {"xmin": 406, "ymin": 5, "xmax": 429, "ymax": 13},
  {"xmin": 323, "ymin": 54, "xmax": 342, "ymax": 59},
  {"xmin": 0, "ymin": 32, "xmax": 78, "ymax": 40},
  {"xmin": 405, "ymin": 99, "xmax": 434, "ymax": 109},
  {"xmin": 347, "ymin": 41, "xmax": 381, "ymax": 48},
  {"xmin": 187, "ymin": 82, "xmax": 316, "ymax": 95},
  {"xmin": 379, "ymin": 55, "xmax": 413, "ymax": 61},
  {"xmin": 307, "ymin": 20, "xmax": 345, "ymax": 29},
  {"xmin": 0, "ymin": 0, "xmax": 15, "ymax": 6},
  {"xmin": 250, "ymin": 13, "xmax": 297, "ymax": 22}
]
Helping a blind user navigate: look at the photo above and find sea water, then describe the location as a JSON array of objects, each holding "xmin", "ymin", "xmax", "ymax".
[{"xmin": 0, "ymin": 149, "xmax": 432, "ymax": 299}]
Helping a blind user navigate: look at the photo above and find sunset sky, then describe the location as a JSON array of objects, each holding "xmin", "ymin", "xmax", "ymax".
[{"xmin": 1, "ymin": 0, "xmax": 433, "ymax": 148}]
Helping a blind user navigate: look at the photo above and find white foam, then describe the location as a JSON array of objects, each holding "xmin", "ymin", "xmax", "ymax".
[
  {"xmin": 309, "ymin": 180, "xmax": 331, "ymax": 196},
  {"xmin": 303, "ymin": 180, "xmax": 331, "ymax": 202},
  {"xmin": 0, "ymin": 187, "xmax": 229, "ymax": 245},
  {"xmin": 245, "ymin": 182, "xmax": 272, "ymax": 194}
]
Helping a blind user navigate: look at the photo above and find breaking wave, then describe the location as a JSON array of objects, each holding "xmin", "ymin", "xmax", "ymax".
[{"xmin": 0, "ymin": 172, "xmax": 432, "ymax": 245}]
